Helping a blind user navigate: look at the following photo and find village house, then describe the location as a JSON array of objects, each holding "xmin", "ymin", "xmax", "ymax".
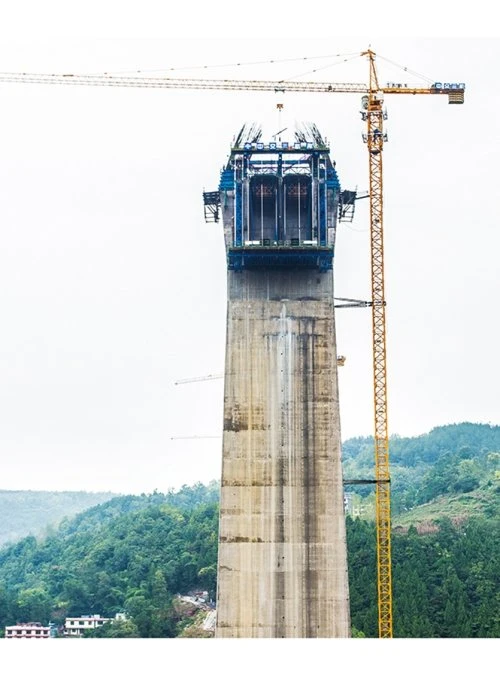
[
  {"xmin": 64, "ymin": 613, "xmax": 126, "ymax": 637},
  {"xmin": 64, "ymin": 614, "xmax": 111, "ymax": 636},
  {"xmin": 5, "ymin": 622, "xmax": 51, "ymax": 639}
]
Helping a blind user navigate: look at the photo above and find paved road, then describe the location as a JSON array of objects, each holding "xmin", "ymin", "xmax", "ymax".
[{"xmin": 203, "ymin": 610, "xmax": 217, "ymax": 631}]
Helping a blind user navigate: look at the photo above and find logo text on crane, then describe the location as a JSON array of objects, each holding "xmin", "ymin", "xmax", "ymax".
[{"xmin": 431, "ymin": 82, "xmax": 466, "ymax": 90}]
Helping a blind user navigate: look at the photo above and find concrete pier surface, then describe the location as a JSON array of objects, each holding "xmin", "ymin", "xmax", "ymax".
[{"xmin": 215, "ymin": 269, "xmax": 351, "ymax": 638}]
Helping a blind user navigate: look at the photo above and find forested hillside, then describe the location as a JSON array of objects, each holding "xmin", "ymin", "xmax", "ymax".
[
  {"xmin": 0, "ymin": 490, "xmax": 117, "ymax": 546},
  {"xmin": 0, "ymin": 484, "xmax": 219, "ymax": 638},
  {"xmin": 0, "ymin": 499, "xmax": 497, "ymax": 637},
  {"xmin": 2, "ymin": 423, "xmax": 497, "ymax": 545},
  {"xmin": 343, "ymin": 422, "xmax": 500, "ymax": 524},
  {"xmin": 0, "ymin": 424, "xmax": 498, "ymax": 638},
  {"xmin": 347, "ymin": 516, "xmax": 499, "ymax": 637}
]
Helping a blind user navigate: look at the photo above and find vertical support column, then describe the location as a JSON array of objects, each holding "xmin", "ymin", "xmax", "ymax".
[{"xmin": 215, "ymin": 270, "xmax": 351, "ymax": 638}]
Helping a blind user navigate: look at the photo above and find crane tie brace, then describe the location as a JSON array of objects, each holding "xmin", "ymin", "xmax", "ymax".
[{"xmin": 0, "ymin": 52, "xmax": 465, "ymax": 638}]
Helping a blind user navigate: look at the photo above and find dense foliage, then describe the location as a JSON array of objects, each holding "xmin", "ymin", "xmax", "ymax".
[
  {"xmin": 343, "ymin": 423, "xmax": 500, "ymax": 517},
  {"xmin": 0, "ymin": 425, "xmax": 498, "ymax": 638},
  {"xmin": 0, "ymin": 484, "xmax": 219, "ymax": 638},
  {"xmin": 347, "ymin": 515, "xmax": 499, "ymax": 637},
  {"xmin": 0, "ymin": 499, "xmax": 497, "ymax": 638}
]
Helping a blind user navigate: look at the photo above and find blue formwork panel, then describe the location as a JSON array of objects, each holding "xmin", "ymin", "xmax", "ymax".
[
  {"xmin": 227, "ymin": 247, "xmax": 334, "ymax": 272},
  {"xmin": 219, "ymin": 169, "xmax": 234, "ymax": 191},
  {"xmin": 326, "ymin": 167, "xmax": 340, "ymax": 189},
  {"xmin": 220, "ymin": 130, "xmax": 339, "ymax": 273}
]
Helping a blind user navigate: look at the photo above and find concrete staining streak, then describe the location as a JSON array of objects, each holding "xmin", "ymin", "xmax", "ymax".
[{"xmin": 216, "ymin": 270, "xmax": 351, "ymax": 637}]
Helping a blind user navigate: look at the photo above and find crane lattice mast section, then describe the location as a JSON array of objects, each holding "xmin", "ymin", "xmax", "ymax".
[
  {"xmin": 363, "ymin": 49, "xmax": 393, "ymax": 638},
  {"xmin": 0, "ymin": 55, "xmax": 465, "ymax": 638}
]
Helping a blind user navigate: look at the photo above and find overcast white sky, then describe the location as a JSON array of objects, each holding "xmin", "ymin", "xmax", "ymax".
[
  {"xmin": 0, "ymin": 4, "xmax": 497, "ymax": 673},
  {"xmin": 0, "ymin": 31, "xmax": 498, "ymax": 495}
]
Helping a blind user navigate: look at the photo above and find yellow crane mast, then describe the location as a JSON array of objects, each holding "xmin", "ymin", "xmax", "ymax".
[
  {"xmin": 360, "ymin": 49, "xmax": 463, "ymax": 636},
  {"xmin": 364, "ymin": 49, "xmax": 393, "ymax": 638},
  {"xmin": 0, "ymin": 52, "xmax": 465, "ymax": 638}
]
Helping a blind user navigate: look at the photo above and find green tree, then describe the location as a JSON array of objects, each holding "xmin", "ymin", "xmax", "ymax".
[
  {"xmin": 124, "ymin": 592, "xmax": 153, "ymax": 637},
  {"xmin": 149, "ymin": 569, "xmax": 175, "ymax": 637},
  {"xmin": 16, "ymin": 587, "xmax": 52, "ymax": 624},
  {"xmin": 85, "ymin": 618, "xmax": 140, "ymax": 638},
  {"xmin": 198, "ymin": 565, "xmax": 217, "ymax": 596},
  {"xmin": 442, "ymin": 570, "xmax": 471, "ymax": 637},
  {"xmin": 453, "ymin": 459, "xmax": 481, "ymax": 493}
]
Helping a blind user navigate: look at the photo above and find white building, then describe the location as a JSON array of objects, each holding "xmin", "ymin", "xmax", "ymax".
[
  {"xmin": 344, "ymin": 492, "xmax": 362, "ymax": 518},
  {"xmin": 64, "ymin": 614, "xmax": 112, "ymax": 637},
  {"xmin": 5, "ymin": 622, "xmax": 51, "ymax": 639}
]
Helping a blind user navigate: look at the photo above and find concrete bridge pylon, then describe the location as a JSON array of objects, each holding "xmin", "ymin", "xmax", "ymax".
[{"xmin": 213, "ymin": 125, "xmax": 351, "ymax": 638}]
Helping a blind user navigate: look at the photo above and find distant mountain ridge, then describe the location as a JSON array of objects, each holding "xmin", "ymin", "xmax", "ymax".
[
  {"xmin": 0, "ymin": 490, "xmax": 117, "ymax": 546},
  {"xmin": 1, "ymin": 422, "xmax": 498, "ymax": 548}
]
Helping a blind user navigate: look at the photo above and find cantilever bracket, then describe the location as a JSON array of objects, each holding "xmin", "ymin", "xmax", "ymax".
[
  {"xmin": 203, "ymin": 190, "xmax": 221, "ymax": 223},
  {"xmin": 343, "ymin": 479, "xmax": 391, "ymax": 485},
  {"xmin": 334, "ymin": 297, "xmax": 373, "ymax": 308},
  {"xmin": 338, "ymin": 189, "xmax": 369, "ymax": 222}
]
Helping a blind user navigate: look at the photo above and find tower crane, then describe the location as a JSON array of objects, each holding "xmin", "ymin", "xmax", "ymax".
[{"xmin": 0, "ymin": 50, "xmax": 465, "ymax": 638}]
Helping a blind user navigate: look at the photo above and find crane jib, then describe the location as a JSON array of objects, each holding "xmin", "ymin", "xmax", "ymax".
[{"xmin": 0, "ymin": 74, "xmax": 465, "ymax": 101}]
